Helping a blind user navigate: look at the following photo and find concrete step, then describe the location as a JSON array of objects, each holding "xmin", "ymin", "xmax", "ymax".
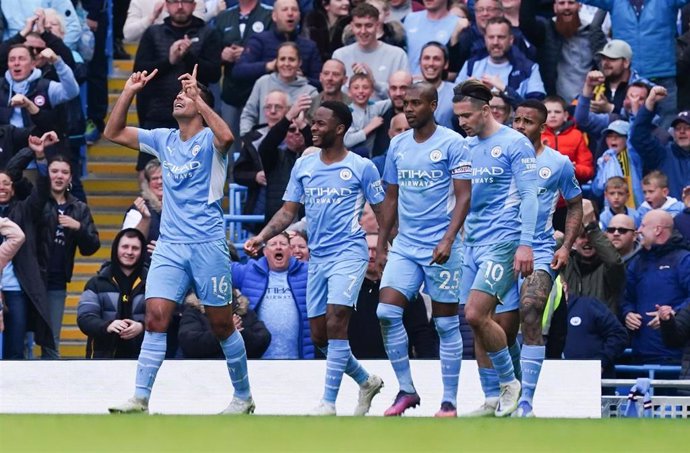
[
  {"xmin": 73, "ymin": 262, "xmax": 103, "ymax": 275},
  {"xmin": 62, "ymin": 326, "xmax": 87, "ymax": 341},
  {"xmin": 87, "ymin": 161, "xmax": 135, "ymax": 176},
  {"xmin": 108, "ymin": 77, "xmax": 126, "ymax": 92},
  {"xmin": 94, "ymin": 212, "xmax": 129, "ymax": 227},
  {"xmin": 59, "ymin": 341, "xmax": 87, "ymax": 359},
  {"xmin": 113, "ymin": 59, "xmax": 134, "ymax": 73},
  {"xmin": 99, "ymin": 228, "xmax": 122, "ymax": 242},
  {"xmin": 63, "ymin": 310, "xmax": 77, "ymax": 326},
  {"xmin": 88, "ymin": 142, "xmax": 138, "ymax": 161},
  {"xmin": 77, "ymin": 246, "xmax": 110, "ymax": 261},
  {"xmin": 124, "ymin": 42, "xmax": 138, "ymax": 55},
  {"xmin": 66, "ymin": 295, "xmax": 80, "ymax": 309},
  {"xmin": 108, "ymin": 92, "xmax": 136, "ymax": 107},
  {"xmin": 105, "ymin": 110, "xmax": 138, "ymax": 126},
  {"xmin": 88, "ymin": 196, "xmax": 136, "ymax": 210},
  {"xmin": 83, "ymin": 178, "xmax": 140, "ymax": 194}
]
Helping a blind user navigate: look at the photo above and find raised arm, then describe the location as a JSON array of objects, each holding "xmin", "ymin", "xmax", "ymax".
[
  {"xmin": 629, "ymin": 86, "xmax": 668, "ymax": 172},
  {"xmin": 103, "ymin": 69, "xmax": 158, "ymax": 150}
]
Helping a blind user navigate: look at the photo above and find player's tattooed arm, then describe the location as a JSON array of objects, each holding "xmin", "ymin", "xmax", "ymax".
[
  {"xmin": 552, "ymin": 194, "xmax": 583, "ymax": 270},
  {"xmin": 245, "ymin": 202, "xmax": 301, "ymax": 256}
]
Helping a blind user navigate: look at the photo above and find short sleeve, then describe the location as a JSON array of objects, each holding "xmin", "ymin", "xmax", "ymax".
[
  {"xmin": 138, "ymin": 128, "xmax": 160, "ymax": 158},
  {"xmin": 449, "ymin": 138, "xmax": 472, "ymax": 180},
  {"xmin": 382, "ymin": 139, "xmax": 398, "ymax": 184},
  {"xmin": 361, "ymin": 160, "xmax": 385, "ymax": 205},
  {"xmin": 282, "ymin": 160, "xmax": 305, "ymax": 203},
  {"xmin": 559, "ymin": 159, "xmax": 583, "ymax": 201}
]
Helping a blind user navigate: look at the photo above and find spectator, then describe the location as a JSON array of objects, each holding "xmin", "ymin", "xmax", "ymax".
[
  {"xmin": 562, "ymin": 290, "xmax": 628, "ymax": 377},
  {"xmin": 457, "ymin": 17, "xmax": 546, "ymax": 108},
  {"xmin": 630, "ymin": 86, "xmax": 690, "ymax": 200},
  {"xmin": 388, "ymin": 0, "xmax": 424, "ymax": 23},
  {"xmin": 289, "ymin": 230, "xmax": 309, "ymax": 262},
  {"xmin": 590, "ymin": 40, "xmax": 643, "ymax": 115},
  {"xmin": 123, "ymin": 0, "xmax": 209, "ymax": 43},
  {"xmin": 257, "ymin": 93, "xmax": 312, "ymax": 224},
  {"xmin": 303, "ymin": 0, "xmax": 351, "ymax": 62},
  {"xmin": 332, "ymin": 3, "xmax": 408, "ymax": 102},
  {"xmin": 231, "ymin": 233, "xmax": 314, "ymax": 359},
  {"xmin": 489, "ymin": 94, "xmax": 513, "ymax": 125},
  {"xmin": 659, "ymin": 303, "xmax": 690, "ymax": 389},
  {"xmin": 39, "ymin": 154, "xmax": 100, "ymax": 359},
  {"xmin": 580, "ymin": 0, "xmax": 689, "ymax": 128},
  {"xmin": 563, "ymin": 199, "xmax": 626, "ymax": 315},
  {"xmin": 178, "ymin": 289, "xmax": 271, "ymax": 359},
  {"xmin": 132, "ymin": 0, "xmax": 221, "ymax": 180},
  {"xmin": 0, "ymin": 125, "xmax": 32, "ymax": 170},
  {"xmin": 598, "ymin": 176, "xmax": 641, "ymax": 230},
  {"xmin": 348, "ymin": 233, "xmax": 439, "ymax": 359},
  {"xmin": 239, "ymin": 42, "xmax": 317, "ymax": 135},
  {"xmin": 518, "ymin": 0, "xmax": 606, "ymax": 103},
  {"xmin": 372, "ymin": 112, "xmax": 410, "ymax": 177},
  {"xmin": 604, "ymin": 213, "xmax": 641, "ymax": 264},
  {"xmin": 675, "ymin": 186, "xmax": 690, "ymax": 242},
  {"xmin": 621, "ymin": 209, "xmax": 690, "ymax": 364},
  {"xmin": 232, "ymin": 0, "xmax": 322, "ymax": 88},
  {"xmin": 2, "ymin": 1, "xmax": 81, "ymax": 49},
  {"xmin": 309, "ymin": 59, "xmax": 351, "ymax": 117},
  {"xmin": 404, "ymin": 0, "xmax": 465, "ymax": 77},
  {"xmin": 0, "ymin": 219, "xmax": 26, "ymax": 339},
  {"xmin": 216, "ymin": 0, "xmax": 273, "ymax": 154},
  {"xmin": 449, "ymin": 0, "xmax": 533, "ymax": 77},
  {"xmin": 638, "ymin": 171, "xmax": 685, "ymax": 218},
  {"xmin": 122, "ymin": 159, "xmax": 163, "ymax": 255},
  {"xmin": 418, "ymin": 42, "xmax": 455, "ymax": 129},
  {"xmin": 341, "ymin": 0, "xmax": 407, "ymax": 51},
  {"xmin": 343, "ymin": 73, "xmax": 391, "ymax": 155},
  {"xmin": 678, "ymin": 24, "xmax": 690, "ymax": 111},
  {"xmin": 591, "ymin": 119, "xmax": 643, "ymax": 207},
  {"xmin": 371, "ymin": 70, "xmax": 412, "ymax": 156},
  {"xmin": 542, "ymin": 95, "xmax": 594, "ymax": 184},
  {"xmin": 77, "ymin": 228, "xmax": 147, "ymax": 359},
  {"xmin": 112, "ymin": 0, "xmax": 133, "ymax": 59},
  {"xmin": 2, "ymin": 133, "xmax": 58, "ymax": 359}
]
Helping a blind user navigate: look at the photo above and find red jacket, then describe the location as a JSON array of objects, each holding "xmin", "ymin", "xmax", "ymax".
[{"xmin": 542, "ymin": 121, "xmax": 595, "ymax": 183}]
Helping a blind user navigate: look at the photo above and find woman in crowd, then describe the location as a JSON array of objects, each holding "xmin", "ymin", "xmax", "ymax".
[{"xmin": 303, "ymin": 0, "xmax": 352, "ymax": 61}]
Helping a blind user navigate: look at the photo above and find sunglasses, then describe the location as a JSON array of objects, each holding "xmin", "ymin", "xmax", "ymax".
[
  {"xmin": 288, "ymin": 126, "xmax": 299, "ymax": 133},
  {"xmin": 606, "ymin": 227, "xmax": 635, "ymax": 234}
]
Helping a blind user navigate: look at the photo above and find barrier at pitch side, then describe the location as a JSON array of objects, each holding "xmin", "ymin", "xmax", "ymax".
[{"xmin": 0, "ymin": 360, "xmax": 600, "ymax": 417}]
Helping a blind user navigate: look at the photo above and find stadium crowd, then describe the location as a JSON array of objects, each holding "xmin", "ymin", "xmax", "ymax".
[{"xmin": 0, "ymin": 0, "xmax": 689, "ymax": 415}]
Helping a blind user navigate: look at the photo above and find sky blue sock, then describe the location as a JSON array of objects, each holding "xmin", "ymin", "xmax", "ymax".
[
  {"xmin": 519, "ymin": 345, "xmax": 545, "ymax": 405},
  {"xmin": 478, "ymin": 367, "xmax": 501, "ymax": 399},
  {"xmin": 134, "ymin": 331, "xmax": 167, "ymax": 401},
  {"xmin": 487, "ymin": 347, "xmax": 516, "ymax": 385},
  {"xmin": 323, "ymin": 339, "xmax": 350, "ymax": 404},
  {"xmin": 220, "ymin": 330, "xmax": 251, "ymax": 400},
  {"xmin": 509, "ymin": 341, "xmax": 522, "ymax": 382},
  {"xmin": 434, "ymin": 316, "xmax": 463, "ymax": 406},
  {"xmin": 318, "ymin": 345, "xmax": 368, "ymax": 385},
  {"xmin": 377, "ymin": 303, "xmax": 415, "ymax": 393}
]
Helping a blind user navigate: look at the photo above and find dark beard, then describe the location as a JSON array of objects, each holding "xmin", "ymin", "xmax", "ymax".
[{"xmin": 555, "ymin": 14, "xmax": 581, "ymax": 39}]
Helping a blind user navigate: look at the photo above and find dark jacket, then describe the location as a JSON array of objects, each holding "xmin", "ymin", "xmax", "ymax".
[
  {"xmin": 4, "ymin": 148, "xmax": 53, "ymax": 349},
  {"xmin": 303, "ymin": 9, "xmax": 350, "ymax": 62},
  {"xmin": 678, "ymin": 29, "xmax": 690, "ymax": 111},
  {"xmin": 233, "ymin": 125, "xmax": 267, "ymax": 233},
  {"xmin": 518, "ymin": 0, "xmax": 607, "ymax": 97},
  {"xmin": 76, "ymin": 229, "xmax": 148, "ymax": 359},
  {"xmin": 675, "ymin": 208, "xmax": 690, "ymax": 243},
  {"xmin": 231, "ymin": 256, "xmax": 314, "ymax": 359},
  {"xmin": 563, "ymin": 223, "xmax": 626, "ymax": 315},
  {"xmin": 215, "ymin": 2, "xmax": 273, "ymax": 107},
  {"xmin": 232, "ymin": 28, "xmax": 322, "ymax": 88},
  {"xmin": 41, "ymin": 193, "xmax": 100, "ymax": 284},
  {"xmin": 178, "ymin": 302, "xmax": 271, "ymax": 359},
  {"xmin": 620, "ymin": 234, "xmax": 690, "ymax": 363},
  {"xmin": 349, "ymin": 278, "xmax": 439, "ymax": 359},
  {"xmin": 258, "ymin": 116, "xmax": 311, "ymax": 224},
  {"xmin": 660, "ymin": 304, "xmax": 690, "ymax": 387},
  {"xmin": 134, "ymin": 16, "xmax": 222, "ymax": 126},
  {"xmin": 0, "ymin": 124, "xmax": 31, "ymax": 170},
  {"xmin": 630, "ymin": 105, "xmax": 690, "ymax": 200},
  {"xmin": 563, "ymin": 294, "xmax": 628, "ymax": 372}
]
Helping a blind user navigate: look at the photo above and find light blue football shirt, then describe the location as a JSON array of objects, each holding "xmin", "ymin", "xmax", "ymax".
[
  {"xmin": 383, "ymin": 126, "xmax": 472, "ymax": 249},
  {"xmin": 534, "ymin": 146, "xmax": 582, "ymax": 249},
  {"xmin": 139, "ymin": 127, "xmax": 227, "ymax": 243},
  {"xmin": 404, "ymin": 11, "xmax": 460, "ymax": 76},
  {"xmin": 283, "ymin": 151, "xmax": 385, "ymax": 263},
  {"xmin": 465, "ymin": 125, "xmax": 538, "ymax": 246}
]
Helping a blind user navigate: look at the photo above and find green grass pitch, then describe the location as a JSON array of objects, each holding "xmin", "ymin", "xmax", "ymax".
[{"xmin": 1, "ymin": 415, "xmax": 687, "ymax": 452}]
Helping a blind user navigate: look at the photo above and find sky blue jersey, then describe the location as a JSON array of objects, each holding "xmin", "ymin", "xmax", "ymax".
[
  {"xmin": 383, "ymin": 126, "xmax": 472, "ymax": 249},
  {"xmin": 283, "ymin": 151, "xmax": 385, "ymax": 263},
  {"xmin": 464, "ymin": 125, "xmax": 538, "ymax": 247},
  {"xmin": 534, "ymin": 146, "xmax": 582, "ymax": 249},
  {"xmin": 139, "ymin": 127, "xmax": 227, "ymax": 243}
]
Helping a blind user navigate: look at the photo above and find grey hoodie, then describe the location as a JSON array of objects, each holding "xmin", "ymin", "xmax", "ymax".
[{"xmin": 240, "ymin": 72, "xmax": 317, "ymax": 135}]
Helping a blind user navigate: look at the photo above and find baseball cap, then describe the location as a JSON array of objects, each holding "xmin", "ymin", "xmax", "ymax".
[
  {"xmin": 603, "ymin": 120, "xmax": 630, "ymax": 136},
  {"xmin": 671, "ymin": 110, "xmax": 690, "ymax": 128},
  {"xmin": 597, "ymin": 40, "xmax": 633, "ymax": 61}
]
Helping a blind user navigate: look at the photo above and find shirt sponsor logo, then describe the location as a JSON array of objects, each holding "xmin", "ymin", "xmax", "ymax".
[
  {"xmin": 304, "ymin": 187, "xmax": 353, "ymax": 204},
  {"xmin": 398, "ymin": 169, "xmax": 444, "ymax": 187},
  {"xmin": 429, "ymin": 150, "xmax": 443, "ymax": 162},
  {"xmin": 162, "ymin": 160, "xmax": 201, "ymax": 180},
  {"xmin": 471, "ymin": 166, "xmax": 504, "ymax": 184}
]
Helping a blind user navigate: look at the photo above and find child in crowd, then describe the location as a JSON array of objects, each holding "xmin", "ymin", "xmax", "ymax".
[
  {"xmin": 638, "ymin": 171, "xmax": 685, "ymax": 217},
  {"xmin": 344, "ymin": 73, "xmax": 391, "ymax": 156},
  {"xmin": 599, "ymin": 176, "xmax": 641, "ymax": 230},
  {"xmin": 592, "ymin": 120, "xmax": 643, "ymax": 208}
]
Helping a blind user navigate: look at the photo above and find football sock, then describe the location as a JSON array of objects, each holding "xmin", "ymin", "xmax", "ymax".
[
  {"xmin": 434, "ymin": 315, "xmax": 463, "ymax": 406},
  {"xmin": 220, "ymin": 330, "xmax": 251, "ymax": 400},
  {"xmin": 487, "ymin": 346, "xmax": 516, "ymax": 385},
  {"xmin": 134, "ymin": 331, "xmax": 167, "ymax": 401},
  {"xmin": 519, "ymin": 345, "xmax": 545, "ymax": 405},
  {"xmin": 377, "ymin": 303, "xmax": 415, "ymax": 393},
  {"xmin": 322, "ymin": 339, "xmax": 350, "ymax": 404}
]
